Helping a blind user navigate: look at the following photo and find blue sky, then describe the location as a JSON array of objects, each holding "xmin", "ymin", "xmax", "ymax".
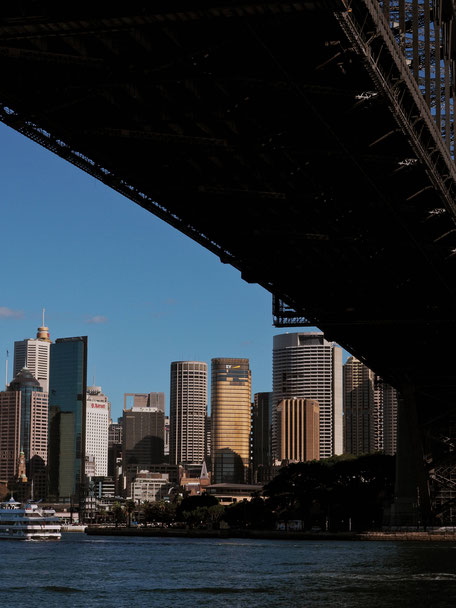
[{"xmin": 0, "ymin": 122, "xmax": 348, "ymax": 420}]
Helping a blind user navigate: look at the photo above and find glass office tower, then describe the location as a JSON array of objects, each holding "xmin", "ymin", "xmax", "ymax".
[
  {"xmin": 211, "ymin": 358, "xmax": 251, "ymax": 484},
  {"xmin": 48, "ymin": 336, "xmax": 88, "ymax": 500}
]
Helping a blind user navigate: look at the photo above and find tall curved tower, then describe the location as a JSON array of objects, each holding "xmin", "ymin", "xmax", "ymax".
[{"xmin": 169, "ymin": 361, "xmax": 207, "ymax": 465}]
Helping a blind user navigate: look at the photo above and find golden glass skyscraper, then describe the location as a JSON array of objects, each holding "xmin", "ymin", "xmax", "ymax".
[{"xmin": 211, "ymin": 358, "xmax": 251, "ymax": 484}]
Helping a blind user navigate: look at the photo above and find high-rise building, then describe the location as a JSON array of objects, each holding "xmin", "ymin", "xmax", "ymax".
[
  {"xmin": 276, "ymin": 398, "xmax": 320, "ymax": 463},
  {"xmin": 273, "ymin": 332, "xmax": 343, "ymax": 460},
  {"xmin": 85, "ymin": 385, "xmax": 110, "ymax": 477},
  {"xmin": 343, "ymin": 357, "xmax": 398, "ymax": 456},
  {"xmin": 252, "ymin": 392, "xmax": 272, "ymax": 476},
  {"xmin": 48, "ymin": 336, "xmax": 88, "ymax": 500},
  {"xmin": 211, "ymin": 358, "xmax": 251, "ymax": 484},
  {"xmin": 122, "ymin": 402, "xmax": 165, "ymax": 467},
  {"xmin": 170, "ymin": 361, "xmax": 207, "ymax": 465},
  {"xmin": 13, "ymin": 313, "xmax": 52, "ymax": 392},
  {"xmin": 0, "ymin": 367, "xmax": 48, "ymax": 497}
]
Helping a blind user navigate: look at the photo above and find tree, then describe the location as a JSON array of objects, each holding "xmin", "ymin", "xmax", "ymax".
[
  {"xmin": 263, "ymin": 454, "xmax": 395, "ymax": 531},
  {"xmin": 111, "ymin": 501, "xmax": 125, "ymax": 527},
  {"xmin": 124, "ymin": 499, "xmax": 136, "ymax": 527}
]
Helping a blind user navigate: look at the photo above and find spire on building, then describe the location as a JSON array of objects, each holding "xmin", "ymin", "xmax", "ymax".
[
  {"xmin": 36, "ymin": 308, "xmax": 52, "ymax": 343},
  {"xmin": 200, "ymin": 460, "xmax": 209, "ymax": 479}
]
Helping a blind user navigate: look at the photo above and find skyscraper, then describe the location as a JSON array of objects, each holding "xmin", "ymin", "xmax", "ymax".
[
  {"xmin": 48, "ymin": 336, "xmax": 88, "ymax": 500},
  {"xmin": 85, "ymin": 384, "xmax": 110, "ymax": 477},
  {"xmin": 272, "ymin": 332, "xmax": 343, "ymax": 460},
  {"xmin": 13, "ymin": 312, "xmax": 52, "ymax": 392},
  {"xmin": 170, "ymin": 361, "xmax": 207, "ymax": 465},
  {"xmin": 343, "ymin": 356, "xmax": 398, "ymax": 456},
  {"xmin": 211, "ymin": 358, "xmax": 251, "ymax": 484}
]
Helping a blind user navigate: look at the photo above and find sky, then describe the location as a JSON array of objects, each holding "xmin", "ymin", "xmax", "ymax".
[{"xmin": 0, "ymin": 122, "xmax": 348, "ymax": 420}]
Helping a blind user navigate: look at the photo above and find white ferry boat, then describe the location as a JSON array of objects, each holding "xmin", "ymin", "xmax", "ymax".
[{"xmin": 0, "ymin": 498, "xmax": 61, "ymax": 540}]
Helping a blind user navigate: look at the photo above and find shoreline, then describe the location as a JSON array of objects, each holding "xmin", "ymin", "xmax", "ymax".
[{"xmin": 84, "ymin": 527, "xmax": 456, "ymax": 541}]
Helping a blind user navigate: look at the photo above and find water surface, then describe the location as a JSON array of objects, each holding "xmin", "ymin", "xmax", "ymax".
[{"xmin": 1, "ymin": 533, "xmax": 455, "ymax": 607}]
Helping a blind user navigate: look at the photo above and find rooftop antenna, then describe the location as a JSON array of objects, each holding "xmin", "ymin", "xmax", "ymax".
[{"xmin": 42, "ymin": 307, "xmax": 45, "ymax": 327}]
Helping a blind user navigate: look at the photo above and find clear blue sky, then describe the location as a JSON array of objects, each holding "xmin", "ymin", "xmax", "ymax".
[{"xmin": 0, "ymin": 122, "xmax": 348, "ymax": 420}]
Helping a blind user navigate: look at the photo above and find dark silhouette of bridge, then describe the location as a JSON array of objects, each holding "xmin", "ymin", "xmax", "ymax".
[{"xmin": 1, "ymin": 1, "xmax": 456, "ymax": 524}]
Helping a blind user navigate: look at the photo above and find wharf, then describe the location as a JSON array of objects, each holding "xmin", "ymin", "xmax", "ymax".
[{"xmin": 84, "ymin": 527, "xmax": 456, "ymax": 541}]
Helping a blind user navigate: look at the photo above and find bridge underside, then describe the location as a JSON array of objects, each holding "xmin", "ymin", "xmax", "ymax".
[{"xmin": 1, "ymin": 2, "xmax": 456, "ymax": 521}]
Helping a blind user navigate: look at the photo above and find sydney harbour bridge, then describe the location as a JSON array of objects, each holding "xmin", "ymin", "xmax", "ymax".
[{"xmin": 1, "ymin": 0, "xmax": 456, "ymax": 524}]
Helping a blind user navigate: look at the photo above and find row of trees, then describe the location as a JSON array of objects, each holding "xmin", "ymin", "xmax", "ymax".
[{"xmin": 109, "ymin": 454, "xmax": 395, "ymax": 532}]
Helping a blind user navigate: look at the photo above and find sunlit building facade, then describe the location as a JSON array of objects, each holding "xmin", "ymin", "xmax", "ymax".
[
  {"xmin": 85, "ymin": 385, "xmax": 110, "ymax": 477},
  {"xmin": 276, "ymin": 398, "xmax": 320, "ymax": 463},
  {"xmin": 211, "ymin": 358, "xmax": 251, "ymax": 484}
]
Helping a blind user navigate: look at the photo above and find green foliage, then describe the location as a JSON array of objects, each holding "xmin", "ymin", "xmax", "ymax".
[
  {"xmin": 263, "ymin": 453, "xmax": 395, "ymax": 531},
  {"xmin": 223, "ymin": 496, "xmax": 275, "ymax": 530},
  {"xmin": 176, "ymin": 493, "xmax": 219, "ymax": 521},
  {"xmin": 111, "ymin": 501, "xmax": 126, "ymax": 526}
]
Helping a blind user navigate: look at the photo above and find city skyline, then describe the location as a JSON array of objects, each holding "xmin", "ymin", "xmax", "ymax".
[{"xmin": 0, "ymin": 122, "xmax": 350, "ymax": 421}]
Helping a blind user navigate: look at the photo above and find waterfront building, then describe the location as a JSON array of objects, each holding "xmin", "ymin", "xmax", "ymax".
[
  {"xmin": 48, "ymin": 336, "xmax": 88, "ymax": 501},
  {"xmin": 13, "ymin": 313, "xmax": 52, "ymax": 392},
  {"xmin": 169, "ymin": 361, "xmax": 207, "ymax": 466},
  {"xmin": 85, "ymin": 385, "xmax": 110, "ymax": 477},
  {"xmin": 0, "ymin": 367, "xmax": 48, "ymax": 498},
  {"xmin": 131, "ymin": 471, "xmax": 173, "ymax": 503},
  {"xmin": 211, "ymin": 358, "xmax": 251, "ymax": 484},
  {"xmin": 272, "ymin": 332, "xmax": 343, "ymax": 460},
  {"xmin": 205, "ymin": 483, "xmax": 264, "ymax": 506},
  {"xmin": 275, "ymin": 398, "xmax": 320, "ymax": 463}
]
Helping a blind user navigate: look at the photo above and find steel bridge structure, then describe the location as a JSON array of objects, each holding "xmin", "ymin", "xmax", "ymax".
[{"xmin": 1, "ymin": 0, "xmax": 456, "ymax": 523}]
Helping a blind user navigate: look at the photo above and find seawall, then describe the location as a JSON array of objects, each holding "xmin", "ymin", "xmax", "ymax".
[{"xmin": 84, "ymin": 527, "xmax": 456, "ymax": 541}]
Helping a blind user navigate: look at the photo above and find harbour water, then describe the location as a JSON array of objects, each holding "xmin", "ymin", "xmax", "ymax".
[{"xmin": 1, "ymin": 533, "xmax": 456, "ymax": 607}]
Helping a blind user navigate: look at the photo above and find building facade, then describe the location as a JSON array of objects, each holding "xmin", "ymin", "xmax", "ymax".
[
  {"xmin": 0, "ymin": 367, "xmax": 48, "ymax": 497},
  {"xmin": 122, "ymin": 404, "xmax": 165, "ymax": 468},
  {"xmin": 211, "ymin": 358, "xmax": 251, "ymax": 484},
  {"xmin": 85, "ymin": 385, "xmax": 110, "ymax": 477},
  {"xmin": 343, "ymin": 357, "xmax": 398, "ymax": 456},
  {"xmin": 252, "ymin": 392, "xmax": 272, "ymax": 477},
  {"xmin": 13, "ymin": 315, "xmax": 52, "ymax": 392},
  {"xmin": 272, "ymin": 332, "xmax": 343, "ymax": 460},
  {"xmin": 48, "ymin": 336, "xmax": 88, "ymax": 500},
  {"xmin": 276, "ymin": 398, "xmax": 320, "ymax": 463},
  {"xmin": 169, "ymin": 361, "xmax": 207, "ymax": 466},
  {"xmin": 123, "ymin": 392, "xmax": 165, "ymax": 412},
  {"xmin": 344, "ymin": 356, "xmax": 377, "ymax": 455}
]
